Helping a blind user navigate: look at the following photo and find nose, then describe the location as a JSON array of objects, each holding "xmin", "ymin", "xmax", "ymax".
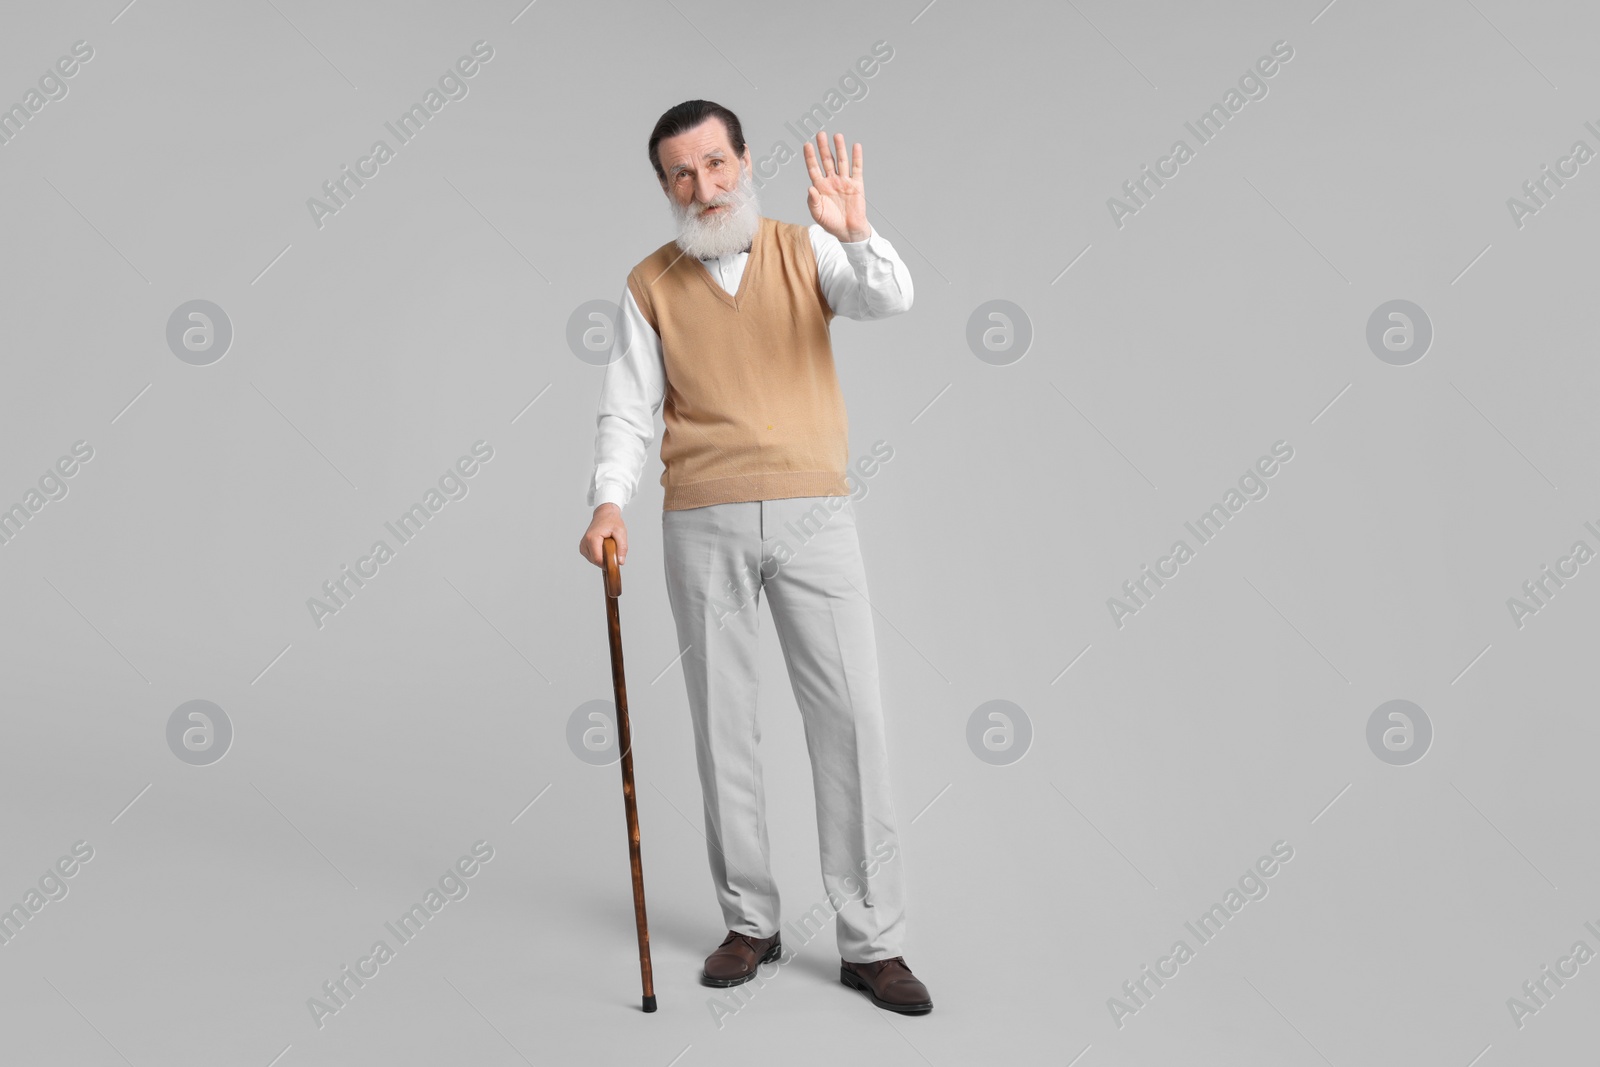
[{"xmin": 694, "ymin": 170, "xmax": 720, "ymax": 208}]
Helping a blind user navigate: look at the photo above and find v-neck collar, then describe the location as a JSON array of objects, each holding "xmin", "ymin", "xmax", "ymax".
[{"xmin": 692, "ymin": 216, "xmax": 765, "ymax": 311}]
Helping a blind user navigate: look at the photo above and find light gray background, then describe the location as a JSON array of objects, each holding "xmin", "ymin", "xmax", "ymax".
[{"xmin": 2, "ymin": 1, "xmax": 1596, "ymax": 1064}]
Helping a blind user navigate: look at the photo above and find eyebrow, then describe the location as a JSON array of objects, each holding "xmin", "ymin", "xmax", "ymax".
[{"xmin": 667, "ymin": 149, "xmax": 727, "ymax": 176}]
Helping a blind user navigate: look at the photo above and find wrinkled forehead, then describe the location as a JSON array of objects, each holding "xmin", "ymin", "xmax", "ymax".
[{"xmin": 660, "ymin": 120, "xmax": 738, "ymax": 177}]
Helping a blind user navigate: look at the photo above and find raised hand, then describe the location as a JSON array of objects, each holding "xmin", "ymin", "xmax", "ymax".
[{"xmin": 803, "ymin": 131, "xmax": 871, "ymax": 243}]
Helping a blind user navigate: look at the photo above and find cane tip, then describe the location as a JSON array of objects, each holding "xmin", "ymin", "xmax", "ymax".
[{"xmin": 642, "ymin": 994, "xmax": 657, "ymax": 1013}]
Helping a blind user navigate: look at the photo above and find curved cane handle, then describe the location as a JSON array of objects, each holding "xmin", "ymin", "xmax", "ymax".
[{"xmin": 603, "ymin": 536, "xmax": 622, "ymax": 599}]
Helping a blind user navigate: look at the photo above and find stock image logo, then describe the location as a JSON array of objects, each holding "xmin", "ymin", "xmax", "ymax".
[
  {"xmin": 305, "ymin": 40, "xmax": 495, "ymax": 230},
  {"xmin": 1365, "ymin": 299, "xmax": 1432, "ymax": 366},
  {"xmin": 0, "ymin": 840, "xmax": 95, "ymax": 950},
  {"xmin": 1505, "ymin": 119, "xmax": 1600, "ymax": 231},
  {"xmin": 166, "ymin": 699, "xmax": 233, "ymax": 766},
  {"xmin": 166, "ymin": 300, "xmax": 233, "ymax": 366},
  {"xmin": 306, "ymin": 840, "xmax": 496, "ymax": 1029},
  {"xmin": 1505, "ymin": 521, "xmax": 1600, "ymax": 630},
  {"xmin": 1504, "ymin": 916, "xmax": 1600, "ymax": 1030},
  {"xmin": 1106, "ymin": 39, "xmax": 1295, "ymax": 229},
  {"xmin": 1108, "ymin": 839, "xmax": 1296, "ymax": 1029},
  {"xmin": 0, "ymin": 39, "xmax": 95, "ymax": 150},
  {"xmin": 0, "ymin": 439, "xmax": 95, "ymax": 550},
  {"xmin": 567, "ymin": 299, "xmax": 628, "ymax": 366},
  {"xmin": 966, "ymin": 300, "xmax": 1032, "ymax": 366},
  {"xmin": 567, "ymin": 699, "xmax": 622, "ymax": 766},
  {"xmin": 1365, "ymin": 699, "xmax": 1431, "ymax": 766},
  {"xmin": 966, "ymin": 699, "xmax": 1032, "ymax": 765}
]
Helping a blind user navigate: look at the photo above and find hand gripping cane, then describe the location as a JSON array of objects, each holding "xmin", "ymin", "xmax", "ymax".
[{"xmin": 602, "ymin": 535, "xmax": 656, "ymax": 1012}]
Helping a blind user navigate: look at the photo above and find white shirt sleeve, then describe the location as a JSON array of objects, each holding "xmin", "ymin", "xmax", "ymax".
[
  {"xmin": 809, "ymin": 223, "xmax": 915, "ymax": 321},
  {"xmin": 587, "ymin": 284, "xmax": 665, "ymax": 512}
]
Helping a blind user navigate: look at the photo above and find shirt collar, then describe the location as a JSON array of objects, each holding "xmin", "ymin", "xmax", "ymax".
[{"xmin": 700, "ymin": 242, "xmax": 752, "ymax": 261}]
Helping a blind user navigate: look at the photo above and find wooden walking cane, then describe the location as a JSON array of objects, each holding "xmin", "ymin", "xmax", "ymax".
[{"xmin": 602, "ymin": 535, "xmax": 657, "ymax": 1013}]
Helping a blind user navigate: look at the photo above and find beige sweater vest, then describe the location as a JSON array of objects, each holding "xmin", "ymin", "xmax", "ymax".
[{"xmin": 627, "ymin": 215, "xmax": 851, "ymax": 511}]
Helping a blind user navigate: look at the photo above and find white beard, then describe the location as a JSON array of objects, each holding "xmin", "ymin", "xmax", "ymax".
[{"xmin": 670, "ymin": 165, "xmax": 762, "ymax": 260}]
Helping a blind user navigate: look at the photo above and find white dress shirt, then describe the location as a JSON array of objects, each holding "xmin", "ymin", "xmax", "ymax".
[{"xmin": 587, "ymin": 223, "xmax": 914, "ymax": 511}]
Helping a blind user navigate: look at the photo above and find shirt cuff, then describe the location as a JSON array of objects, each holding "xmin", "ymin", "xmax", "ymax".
[
  {"xmin": 591, "ymin": 484, "xmax": 629, "ymax": 510},
  {"xmin": 838, "ymin": 227, "xmax": 879, "ymax": 253}
]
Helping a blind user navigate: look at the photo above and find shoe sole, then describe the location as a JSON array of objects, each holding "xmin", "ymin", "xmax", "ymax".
[
  {"xmin": 700, "ymin": 938, "xmax": 783, "ymax": 987},
  {"xmin": 840, "ymin": 966, "xmax": 933, "ymax": 1014}
]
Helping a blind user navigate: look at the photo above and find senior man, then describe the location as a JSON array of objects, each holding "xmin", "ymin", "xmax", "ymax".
[{"xmin": 577, "ymin": 100, "xmax": 929, "ymax": 1014}]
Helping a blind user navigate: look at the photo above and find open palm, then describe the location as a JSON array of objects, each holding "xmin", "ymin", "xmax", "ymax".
[{"xmin": 804, "ymin": 132, "xmax": 870, "ymax": 243}]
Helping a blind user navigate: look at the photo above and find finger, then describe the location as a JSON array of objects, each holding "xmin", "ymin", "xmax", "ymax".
[
  {"xmin": 833, "ymin": 133, "xmax": 847, "ymax": 178},
  {"xmin": 802, "ymin": 139, "xmax": 825, "ymax": 185},
  {"xmin": 815, "ymin": 131, "xmax": 834, "ymax": 177},
  {"xmin": 851, "ymin": 140, "xmax": 863, "ymax": 180}
]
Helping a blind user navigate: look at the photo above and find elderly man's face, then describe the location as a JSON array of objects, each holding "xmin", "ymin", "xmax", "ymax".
[{"xmin": 657, "ymin": 117, "xmax": 753, "ymax": 213}]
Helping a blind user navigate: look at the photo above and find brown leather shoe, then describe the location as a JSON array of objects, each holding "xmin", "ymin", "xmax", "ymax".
[
  {"xmin": 840, "ymin": 956, "xmax": 932, "ymax": 1014},
  {"xmin": 701, "ymin": 930, "xmax": 782, "ymax": 987}
]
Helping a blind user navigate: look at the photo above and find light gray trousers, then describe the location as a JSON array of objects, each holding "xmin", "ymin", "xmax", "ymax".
[{"xmin": 661, "ymin": 493, "xmax": 907, "ymax": 963}]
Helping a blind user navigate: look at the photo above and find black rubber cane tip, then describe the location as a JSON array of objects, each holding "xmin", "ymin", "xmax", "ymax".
[{"xmin": 642, "ymin": 994, "xmax": 657, "ymax": 1013}]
